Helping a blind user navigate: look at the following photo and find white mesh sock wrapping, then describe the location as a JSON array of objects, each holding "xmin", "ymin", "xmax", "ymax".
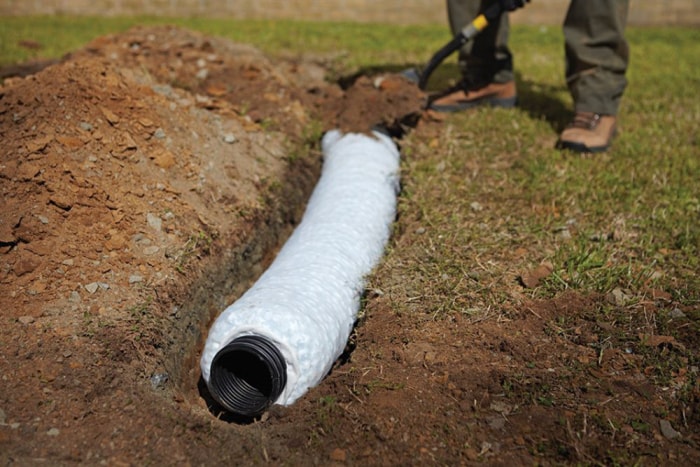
[{"xmin": 200, "ymin": 129, "xmax": 400, "ymax": 408}]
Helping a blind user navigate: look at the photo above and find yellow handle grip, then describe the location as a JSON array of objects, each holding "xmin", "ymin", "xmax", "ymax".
[{"xmin": 473, "ymin": 14, "xmax": 489, "ymax": 32}]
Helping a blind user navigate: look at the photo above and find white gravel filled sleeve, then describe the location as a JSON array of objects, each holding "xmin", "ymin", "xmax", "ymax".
[{"xmin": 200, "ymin": 129, "xmax": 400, "ymax": 406}]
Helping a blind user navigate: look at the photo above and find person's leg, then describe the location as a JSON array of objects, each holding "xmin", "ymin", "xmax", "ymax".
[
  {"xmin": 448, "ymin": 0, "xmax": 514, "ymax": 85},
  {"xmin": 432, "ymin": 0, "xmax": 516, "ymax": 111},
  {"xmin": 557, "ymin": 0, "xmax": 630, "ymax": 152}
]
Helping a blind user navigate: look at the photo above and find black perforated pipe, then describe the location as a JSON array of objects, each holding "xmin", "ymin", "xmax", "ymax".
[{"xmin": 208, "ymin": 335, "xmax": 287, "ymax": 417}]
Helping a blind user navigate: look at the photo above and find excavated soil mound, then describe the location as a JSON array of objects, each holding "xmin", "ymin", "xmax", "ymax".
[{"xmin": 0, "ymin": 25, "xmax": 424, "ymax": 464}]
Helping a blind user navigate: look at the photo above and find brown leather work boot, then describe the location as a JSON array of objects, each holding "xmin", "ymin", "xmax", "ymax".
[
  {"xmin": 430, "ymin": 80, "xmax": 517, "ymax": 112},
  {"xmin": 556, "ymin": 112, "xmax": 617, "ymax": 153}
]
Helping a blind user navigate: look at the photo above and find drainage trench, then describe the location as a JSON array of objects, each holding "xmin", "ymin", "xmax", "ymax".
[
  {"xmin": 200, "ymin": 130, "xmax": 400, "ymax": 417},
  {"xmin": 160, "ymin": 152, "xmax": 321, "ymax": 410},
  {"xmin": 161, "ymin": 129, "xmax": 400, "ymax": 420}
]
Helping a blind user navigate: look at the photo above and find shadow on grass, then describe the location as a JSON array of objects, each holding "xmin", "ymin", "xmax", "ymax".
[
  {"xmin": 340, "ymin": 62, "xmax": 573, "ymax": 133},
  {"xmin": 514, "ymin": 70, "xmax": 572, "ymax": 133}
]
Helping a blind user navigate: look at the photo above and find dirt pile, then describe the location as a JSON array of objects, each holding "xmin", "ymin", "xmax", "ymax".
[
  {"xmin": 68, "ymin": 25, "xmax": 425, "ymax": 135},
  {"xmin": 0, "ymin": 28, "xmax": 313, "ymax": 358}
]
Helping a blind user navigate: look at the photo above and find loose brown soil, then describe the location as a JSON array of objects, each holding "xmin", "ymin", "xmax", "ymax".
[{"xmin": 1, "ymin": 26, "xmax": 698, "ymax": 465}]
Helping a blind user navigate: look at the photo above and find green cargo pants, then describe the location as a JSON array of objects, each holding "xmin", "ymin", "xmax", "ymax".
[{"xmin": 446, "ymin": 0, "xmax": 629, "ymax": 115}]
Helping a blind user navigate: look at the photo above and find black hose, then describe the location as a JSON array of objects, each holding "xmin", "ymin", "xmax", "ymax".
[
  {"xmin": 417, "ymin": 1, "xmax": 503, "ymax": 90},
  {"xmin": 208, "ymin": 335, "xmax": 287, "ymax": 417},
  {"xmin": 418, "ymin": 35, "xmax": 464, "ymax": 90}
]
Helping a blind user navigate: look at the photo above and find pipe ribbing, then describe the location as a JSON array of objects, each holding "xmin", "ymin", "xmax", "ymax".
[
  {"xmin": 208, "ymin": 335, "xmax": 287, "ymax": 416},
  {"xmin": 200, "ymin": 129, "xmax": 400, "ymax": 416}
]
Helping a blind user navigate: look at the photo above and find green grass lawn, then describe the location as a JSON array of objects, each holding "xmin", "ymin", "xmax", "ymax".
[{"xmin": 1, "ymin": 16, "xmax": 698, "ymax": 310}]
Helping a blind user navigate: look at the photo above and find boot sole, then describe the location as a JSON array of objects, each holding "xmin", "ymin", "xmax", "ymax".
[
  {"xmin": 555, "ymin": 140, "xmax": 610, "ymax": 153},
  {"xmin": 429, "ymin": 95, "xmax": 518, "ymax": 113}
]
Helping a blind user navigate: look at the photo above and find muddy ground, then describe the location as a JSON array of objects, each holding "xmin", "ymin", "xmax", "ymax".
[{"xmin": 1, "ymin": 26, "xmax": 698, "ymax": 465}]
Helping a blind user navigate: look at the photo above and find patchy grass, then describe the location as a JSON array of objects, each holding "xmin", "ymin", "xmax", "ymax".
[
  {"xmin": 0, "ymin": 15, "xmax": 443, "ymax": 70},
  {"xmin": 387, "ymin": 25, "xmax": 700, "ymax": 314},
  {"xmin": 170, "ymin": 231, "xmax": 213, "ymax": 273}
]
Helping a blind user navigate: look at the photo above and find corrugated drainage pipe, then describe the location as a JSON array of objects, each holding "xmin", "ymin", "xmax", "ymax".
[{"xmin": 200, "ymin": 129, "xmax": 400, "ymax": 417}]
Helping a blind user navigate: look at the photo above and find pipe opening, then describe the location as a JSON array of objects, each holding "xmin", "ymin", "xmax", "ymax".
[{"xmin": 209, "ymin": 335, "xmax": 287, "ymax": 417}]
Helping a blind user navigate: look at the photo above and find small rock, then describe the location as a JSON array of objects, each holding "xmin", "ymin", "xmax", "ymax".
[
  {"xmin": 79, "ymin": 121, "xmax": 93, "ymax": 132},
  {"xmin": 488, "ymin": 416, "xmax": 506, "ymax": 430},
  {"xmin": 18, "ymin": 316, "xmax": 35, "ymax": 325},
  {"xmin": 49, "ymin": 194, "xmax": 73, "ymax": 210},
  {"xmin": 558, "ymin": 228, "xmax": 572, "ymax": 240},
  {"xmin": 659, "ymin": 419, "xmax": 681, "ymax": 439},
  {"xmin": 37, "ymin": 215, "xmax": 49, "ymax": 224},
  {"xmin": 414, "ymin": 227, "xmax": 426, "ymax": 235},
  {"xmin": 153, "ymin": 128, "xmax": 166, "ymax": 139},
  {"xmin": 26, "ymin": 135, "xmax": 53, "ymax": 153},
  {"xmin": 84, "ymin": 282, "xmax": 99, "ymax": 294},
  {"xmin": 0, "ymin": 219, "xmax": 17, "ymax": 244},
  {"xmin": 519, "ymin": 261, "xmax": 554, "ymax": 289},
  {"xmin": 223, "ymin": 134, "xmax": 237, "ymax": 144},
  {"xmin": 129, "ymin": 275, "xmax": 143, "ymax": 284},
  {"xmin": 105, "ymin": 235, "xmax": 126, "ymax": 251},
  {"xmin": 470, "ymin": 201, "xmax": 483, "ymax": 212},
  {"xmin": 649, "ymin": 270, "xmax": 664, "ymax": 280},
  {"xmin": 56, "ymin": 135, "xmax": 85, "ymax": 148},
  {"xmin": 607, "ymin": 287, "xmax": 629, "ymax": 306},
  {"xmin": 47, "ymin": 427, "xmax": 60, "ymax": 436},
  {"xmin": 152, "ymin": 148, "xmax": 176, "ymax": 169},
  {"xmin": 62, "ymin": 259, "xmax": 74, "ymax": 266},
  {"xmin": 97, "ymin": 282, "xmax": 110, "ymax": 291},
  {"xmin": 651, "ymin": 288, "xmax": 672, "ymax": 301},
  {"xmin": 669, "ymin": 308, "xmax": 686, "ymax": 319},
  {"xmin": 152, "ymin": 84, "xmax": 174, "ymax": 97},
  {"xmin": 17, "ymin": 162, "xmax": 41, "ymax": 181},
  {"xmin": 146, "ymin": 213, "xmax": 162, "ymax": 231},
  {"xmin": 143, "ymin": 246, "xmax": 160, "ymax": 256},
  {"xmin": 372, "ymin": 76, "xmax": 386, "ymax": 89},
  {"xmin": 464, "ymin": 447, "xmax": 479, "ymax": 461},
  {"xmin": 489, "ymin": 401, "xmax": 513, "ymax": 415},
  {"xmin": 0, "ymin": 408, "xmax": 6, "ymax": 424},
  {"xmin": 150, "ymin": 372, "xmax": 169, "ymax": 390},
  {"xmin": 13, "ymin": 256, "xmax": 41, "ymax": 276},
  {"xmin": 100, "ymin": 106, "xmax": 120, "ymax": 125},
  {"xmin": 68, "ymin": 291, "xmax": 81, "ymax": 303},
  {"xmin": 329, "ymin": 448, "xmax": 346, "ymax": 462},
  {"xmin": 195, "ymin": 68, "xmax": 209, "ymax": 80}
]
